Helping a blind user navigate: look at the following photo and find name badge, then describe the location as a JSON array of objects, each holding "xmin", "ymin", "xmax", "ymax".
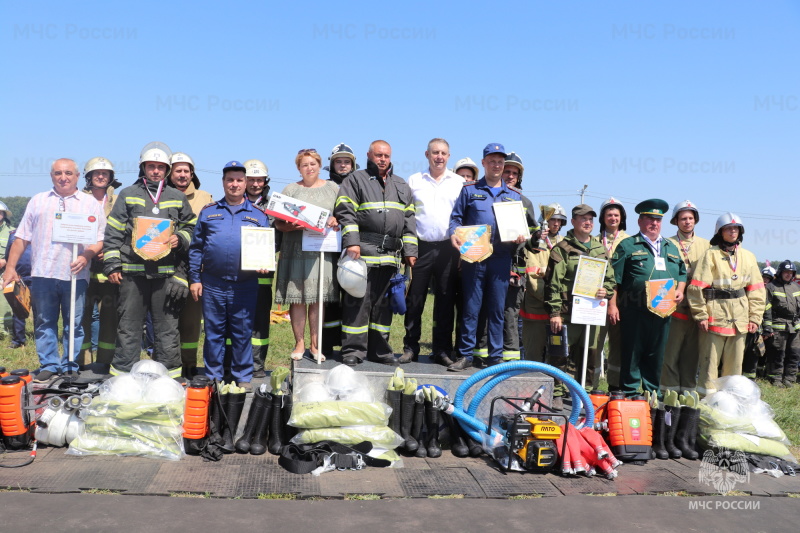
[{"xmin": 655, "ymin": 257, "xmax": 666, "ymax": 271}]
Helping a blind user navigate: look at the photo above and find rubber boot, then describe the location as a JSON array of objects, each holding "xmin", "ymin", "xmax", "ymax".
[
  {"xmin": 210, "ymin": 388, "xmax": 227, "ymax": 442},
  {"xmin": 235, "ymin": 388, "xmax": 268, "ymax": 454},
  {"xmin": 412, "ymin": 398, "xmax": 427, "ymax": 458},
  {"xmin": 651, "ymin": 408, "xmax": 668, "ymax": 460},
  {"xmin": 675, "ymin": 406, "xmax": 699, "ymax": 460},
  {"xmin": 424, "ymin": 399, "xmax": 442, "ymax": 458},
  {"xmin": 400, "ymin": 392, "xmax": 419, "ymax": 453},
  {"xmin": 222, "ymin": 391, "xmax": 246, "ymax": 454},
  {"xmin": 445, "ymin": 412, "xmax": 469, "ymax": 458},
  {"xmin": 386, "ymin": 389, "xmax": 402, "ymax": 436},
  {"xmin": 282, "ymin": 393, "xmax": 297, "ymax": 442},
  {"xmin": 268, "ymin": 393, "xmax": 286, "ymax": 455},
  {"xmin": 467, "ymin": 437, "xmax": 483, "ymax": 457},
  {"xmin": 663, "ymin": 405, "xmax": 682, "ymax": 459},
  {"xmin": 250, "ymin": 390, "xmax": 273, "ymax": 456}
]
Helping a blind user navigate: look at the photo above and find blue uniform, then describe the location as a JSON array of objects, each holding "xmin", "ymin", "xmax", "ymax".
[
  {"xmin": 448, "ymin": 178, "xmax": 521, "ymax": 363},
  {"xmin": 189, "ymin": 198, "xmax": 270, "ymax": 382}
]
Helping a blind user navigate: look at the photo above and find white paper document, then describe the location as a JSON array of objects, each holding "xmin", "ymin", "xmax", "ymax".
[
  {"xmin": 570, "ymin": 295, "xmax": 607, "ymax": 326},
  {"xmin": 52, "ymin": 212, "xmax": 99, "ymax": 245},
  {"xmin": 241, "ymin": 227, "xmax": 276, "ymax": 271},
  {"xmin": 302, "ymin": 227, "xmax": 342, "ymax": 252},
  {"xmin": 492, "ymin": 201, "xmax": 530, "ymax": 242}
]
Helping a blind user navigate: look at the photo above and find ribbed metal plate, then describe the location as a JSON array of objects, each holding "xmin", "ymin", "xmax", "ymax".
[
  {"xmin": 145, "ymin": 462, "xmax": 241, "ymax": 497},
  {"xmin": 396, "ymin": 468, "xmax": 484, "ymax": 498},
  {"xmin": 318, "ymin": 468, "xmax": 405, "ymax": 498},
  {"xmin": 234, "ymin": 465, "xmax": 320, "ymax": 498},
  {"xmin": 468, "ymin": 467, "xmax": 562, "ymax": 497}
]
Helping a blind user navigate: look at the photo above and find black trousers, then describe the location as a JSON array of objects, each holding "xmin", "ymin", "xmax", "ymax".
[
  {"xmin": 341, "ymin": 266, "xmax": 395, "ymax": 361},
  {"xmin": 403, "ymin": 240, "xmax": 459, "ymax": 357}
]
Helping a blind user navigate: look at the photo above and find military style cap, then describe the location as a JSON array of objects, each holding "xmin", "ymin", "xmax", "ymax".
[
  {"xmin": 635, "ymin": 198, "xmax": 669, "ymax": 218},
  {"xmin": 572, "ymin": 204, "xmax": 597, "ymax": 217},
  {"xmin": 223, "ymin": 160, "xmax": 245, "ymax": 173},
  {"xmin": 483, "ymin": 143, "xmax": 506, "ymax": 157}
]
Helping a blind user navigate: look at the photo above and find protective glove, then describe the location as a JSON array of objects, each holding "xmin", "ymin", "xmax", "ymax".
[{"xmin": 165, "ymin": 275, "xmax": 189, "ymax": 312}]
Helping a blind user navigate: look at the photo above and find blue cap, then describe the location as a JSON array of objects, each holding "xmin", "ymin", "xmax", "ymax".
[
  {"xmin": 223, "ymin": 160, "xmax": 245, "ymax": 173},
  {"xmin": 483, "ymin": 143, "xmax": 506, "ymax": 158}
]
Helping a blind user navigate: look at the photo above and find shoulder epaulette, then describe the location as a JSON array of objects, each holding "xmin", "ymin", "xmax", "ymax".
[
  {"xmin": 508, "ymin": 184, "xmax": 522, "ymax": 194},
  {"xmin": 201, "ymin": 201, "xmax": 218, "ymax": 211},
  {"xmin": 463, "ymin": 181, "xmax": 477, "ymax": 187}
]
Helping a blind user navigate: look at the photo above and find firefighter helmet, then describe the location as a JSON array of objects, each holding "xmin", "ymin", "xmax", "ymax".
[
  {"xmin": 670, "ymin": 200, "xmax": 700, "ymax": 225},
  {"xmin": 504, "ymin": 151, "xmax": 524, "ymax": 186},
  {"xmin": 539, "ymin": 203, "xmax": 568, "ymax": 225},
  {"xmin": 138, "ymin": 141, "xmax": 172, "ymax": 178},
  {"xmin": 0, "ymin": 200, "xmax": 12, "ymax": 219},
  {"xmin": 84, "ymin": 157, "xmax": 121, "ymax": 190},
  {"xmin": 329, "ymin": 143, "xmax": 356, "ymax": 164},
  {"xmin": 711, "ymin": 212, "xmax": 745, "ymax": 246},
  {"xmin": 453, "ymin": 157, "xmax": 479, "ymax": 180},
  {"xmin": 599, "ymin": 197, "xmax": 627, "ymax": 232},
  {"xmin": 243, "ymin": 159, "xmax": 269, "ymax": 179},
  {"xmin": 169, "ymin": 152, "xmax": 200, "ymax": 188},
  {"xmin": 761, "ymin": 266, "xmax": 776, "ymax": 280},
  {"xmin": 776, "ymin": 260, "xmax": 797, "ymax": 278}
]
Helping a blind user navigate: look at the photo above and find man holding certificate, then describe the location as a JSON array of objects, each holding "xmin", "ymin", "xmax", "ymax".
[
  {"xmin": 189, "ymin": 161, "xmax": 271, "ymax": 389},
  {"xmin": 544, "ymin": 204, "xmax": 615, "ymax": 404},
  {"xmin": 609, "ymin": 199, "xmax": 687, "ymax": 397}
]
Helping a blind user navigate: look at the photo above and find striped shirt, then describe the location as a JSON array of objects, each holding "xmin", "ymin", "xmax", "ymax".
[{"xmin": 15, "ymin": 188, "xmax": 106, "ymax": 282}]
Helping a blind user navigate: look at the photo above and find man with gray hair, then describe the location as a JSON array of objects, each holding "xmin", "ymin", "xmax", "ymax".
[{"xmin": 4, "ymin": 159, "xmax": 106, "ymax": 382}]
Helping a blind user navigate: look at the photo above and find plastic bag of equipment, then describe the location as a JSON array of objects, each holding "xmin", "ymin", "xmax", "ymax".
[
  {"xmin": 288, "ymin": 401, "xmax": 392, "ymax": 429},
  {"xmin": 290, "ymin": 425, "xmax": 405, "ymax": 449},
  {"xmin": 386, "ymin": 273, "xmax": 408, "ymax": 315},
  {"xmin": 324, "ymin": 365, "xmax": 373, "ymax": 401}
]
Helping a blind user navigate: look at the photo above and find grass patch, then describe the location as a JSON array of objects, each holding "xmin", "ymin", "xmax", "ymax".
[
  {"xmin": 82, "ymin": 488, "xmax": 122, "ymax": 495},
  {"xmin": 344, "ymin": 493, "xmax": 382, "ymax": 501},
  {"xmin": 757, "ymin": 379, "xmax": 800, "ymax": 460},
  {"xmin": 170, "ymin": 491, "xmax": 210, "ymax": 498},
  {"xmin": 428, "ymin": 494, "xmax": 464, "ymax": 499},
  {"xmin": 0, "ymin": 487, "xmax": 30, "ymax": 493},
  {"xmin": 586, "ymin": 492, "xmax": 617, "ymax": 497},
  {"xmin": 660, "ymin": 491, "xmax": 693, "ymax": 497},
  {"xmin": 256, "ymin": 492, "xmax": 297, "ymax": 500},
  {"xmin": 786, "ymin": 493, "xmax": 800, "ymax": 498},
  {"xmin": 722, "ymin": 490, "xmax": 749, "ymax": 497},
  {"xmin": 508, "ymin": 493, "xmax": 544, "ymax": 499}
]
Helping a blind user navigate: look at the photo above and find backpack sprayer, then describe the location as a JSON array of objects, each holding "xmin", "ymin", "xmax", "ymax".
[{"xmin": 0, "ymin": 373, "xmax": 37, "ymax": 467}]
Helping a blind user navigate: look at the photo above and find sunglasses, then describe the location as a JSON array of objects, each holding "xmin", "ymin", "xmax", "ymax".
[{"xmin": 297, "ymin": 148, "xmax": 317, "ymax": 154}]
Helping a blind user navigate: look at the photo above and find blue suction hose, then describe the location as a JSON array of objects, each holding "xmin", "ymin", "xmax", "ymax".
[{"xmin": 444, "ymin": 361, "xmax": 594, "ymax": 444}]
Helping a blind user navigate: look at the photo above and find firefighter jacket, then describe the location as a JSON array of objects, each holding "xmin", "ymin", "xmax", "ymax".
[
  {"xmin": 687, "ymin": 245, "xmax": 766, "ymax": 336},
  {"xmin": 82, "ymin": 187, "xmax": 118, "ymax": 281},
  {"xmin": 177, "ymin": 181, "xmax": 213, "ymax": 215},
  {"xmin": 522, "ymin": 234, "xmax": 562, "ymax": 320},
  {"xmin": 103, "ymin": 178, "xmax": 196, "ymax": 280},
  {"xmin": 334, "ymin": 160, "xmax": 417, "ymax": 268},
  {"xmin": 667, "ymin": 231, "xmax": 710, "ymax": 320},
  {"xmin": 762, "ymin": 278, "xmax": 800, "ymax": 334},
  {"xmin": 544, "ymin": 229, "xmax": 615, "ymax": 318}
]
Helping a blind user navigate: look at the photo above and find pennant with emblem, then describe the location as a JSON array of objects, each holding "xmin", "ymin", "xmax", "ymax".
[
  {"xmin": 132, "ymin": 216, "xmax": 174, "ymax": 261},
  {"xmin": 645, "ymin": 278, "xmax": 677, "ymax": 318}
]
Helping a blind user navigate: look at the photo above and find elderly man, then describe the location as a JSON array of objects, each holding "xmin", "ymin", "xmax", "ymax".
[
  {"xmin": 4, "ymin": 159, "xmax": 105, "ymax": 382},
  {"xmin": 168, "ymin": 152, "xmax": 213, "ymax": 378},
  {"xmin": 545, "ymin": 204, "xmax": 615, "ymax": 404},
  {"xmin": 334, "ymin": 140, "xmax": 418, "ymax": 366},
  {"xmin": 78, "ymin": 157, "xmax": 121, "ymax": 372},
  {"xmin": 103, "ymin": 142, "xmax": 196, "ymax": 379},
  {"xmin": 609, "ymin": 199, "xmax": 687, "ymax": 396},
  {"xmin": 189, "ymin": 161, "xmax": 270, "ymax": 389},
  {"xmin": 447, "ymin": 143, "xmax": 526, "ymax": 371},
  {"xmin": 400, "ymin": 138, "xmax": 464, "ymax": 365}
]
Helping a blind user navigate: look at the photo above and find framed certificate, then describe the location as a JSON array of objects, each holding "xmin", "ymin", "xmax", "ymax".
[
  {"xmin": 572, "ymin": 256, "xmax": 608, "ymax": 299},
  {"xmin": 241, "ymin": 227, "xmax": 276, "ymax": 271},
  {"xmin": 492, "ymin": 201, "xmax": 530, "ymax": 242}
]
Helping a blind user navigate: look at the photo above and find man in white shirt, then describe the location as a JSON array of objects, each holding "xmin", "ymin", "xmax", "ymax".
[{"xmin": 400, "ymin": 138, "xmax": 465, "ymax": 365}]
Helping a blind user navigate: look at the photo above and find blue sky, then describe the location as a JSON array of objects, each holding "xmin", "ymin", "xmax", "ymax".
[{"xmin": 2, "ymin": 0, "xmax": 798, "ymax": 260}]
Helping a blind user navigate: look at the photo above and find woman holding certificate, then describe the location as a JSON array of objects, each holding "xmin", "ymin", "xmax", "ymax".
[{"xmin": 273, "ymin": 149, "xmax": 340, "ymax": 361}]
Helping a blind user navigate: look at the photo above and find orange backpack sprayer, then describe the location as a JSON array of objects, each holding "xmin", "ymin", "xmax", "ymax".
[
  {"xmin": 605, "ymin": 392, "xmax": 652, "ymax": 462},
  {"xmin": 0, "ymin": 375, "xmax": 35, "ymax": 450},
  {"xmin": 10, "ymin": 369, "xmax": 32, "ymax": 384},
  {"xmin": 0, "ymin": 367, "xmax": 9, "ymax": 378},
  {"xmin": 183, "ymin": 376, "xmax": 212, "ymax": 455},
  {"xmin": 589, "ymin": 390, "xmax": 609, "ymax": 428}
]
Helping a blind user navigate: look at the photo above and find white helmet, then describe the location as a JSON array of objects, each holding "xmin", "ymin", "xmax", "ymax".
[
  {"xmin": 599, "ymin": 197, "xmax": 627, "ymax": 232},
  {"xmin": 139, "ymin": 141, "xmax": 172, "ymax": 177},
  {"xmin": 539, "ymin": 202, "xmax": 567, "ymax": 225},
  {"xmin": 0, "ymin": 200, "xmax": 11, "ymax": 219},
  {"xmin": 84, "ymin": 157, "xmax": 121, "ymax": 189},
  {"xmin": 714, "ymin": 212, "xmax": 744, "ymax": 234},
  {"xmin": 670, "ymin": 200, "xmax": 700, "ymax": 225},
  {"xmin": 337, "ymin": 254, "xmax": 368, "ymax": 298},
  {"xmin": 243, "ymin": 159, "xmax": 269, "ymax": 179},
  {"xmin": 453, "ymin": 157, "xmax": 479, "ymax": 180},
  {"xmin": 170, "ymin": 152, "xmax": 201, "ymax": 188},
  {"xmin": 100, "ymin": 374, "xmax": 144, "ymax": 402},
  {"xmin": 131, "ymin": 359, "xmax": 169, "ymax": 379},
  {"xmin": 142, "ymin": 376, "xmax": 185, "ymax": 403}
]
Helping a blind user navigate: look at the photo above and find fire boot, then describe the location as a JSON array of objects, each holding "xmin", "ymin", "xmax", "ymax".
[
  {"xmin": 424, "ymin": 397, "xmax": 442, "ymax": 458},
  {"xmin": 281, "ymin": 392, "xmax": 297, "ymax": 442},
  {"xmin": 386, "ymin": 388, "xmax": 402, "ymax": 436},
  {"xmin": 268, "ymin": 393, "xmax": 286, "ymax": 455},
  {"xmin": 222, "ymin": 389, "xmax": 246, "ymax": 454},
  {"xmin": 651, "ymin": 407, "xmax": 668, "ymax": 460},
  {"xmin": 412, "ymin": 391, "xmax": 427, "ymax": 458},
  {"xmin": 445, "ymin": 412, "xmax": 469, "ymax": 458},
  {"xmin": 210, "ymin": 386, "xmax": 228, "ymax": 444},
  {"xmin": 467, "ymin": 436, "xmax": 483, "ymax": 457},
  {"xmin": 235, "ymin": 386, "xmax": 269, "ymax": 454},
  {"xmin": 250, "ymin": 390, "xmax": 273, "ymax": 456},
  {"xmin": 675, "ymin": 406, "xmax": 699, "ymax": 460},
  {"xmin": 663, "ymin": 405, "xmax": 682, "ymax": 459},
  {"xmin": 400, "ymin": 390, "xmax": 419, "ymax": 453}
]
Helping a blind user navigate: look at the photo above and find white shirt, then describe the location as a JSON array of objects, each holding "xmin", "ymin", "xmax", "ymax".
[
  {"xmin": 407, "ymin": 168, "xmax": 465, "ymax": 241},
  {"xmin": 639, "ymin": 233, "xmax": 663, "ymax": 256}
]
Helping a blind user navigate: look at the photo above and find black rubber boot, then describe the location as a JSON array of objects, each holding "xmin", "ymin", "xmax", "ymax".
[
  {"xmin": 412, "ymin": 398, "xmax": 427, "ymax": 458},
  {"xmin": 282, "ymin": 393, "xmax": 297, "ymax": 442},
  {"xmin": 663, "ymin": 405, "xmax": 682, "ymax": 459},
  {"xmin": 222, "ymin": 392, "xmax": 246, "ymax": 454},
  {"xmin": 675, "ymin": 406, "xmax": 699, "ymax": 460},
  {"xmin": 651, "ymin": 407, "xmax": 668, "ymax": 460},
  {"xmin": 235, "ymin": 388, "xmax": 269, "ymax": 454},
  {"xmin": 386, "ymin": 389, "xmax": 402, "ymax": 436},
  {"xmin": 250, "ymin": 391, "xmax": 273, "ymax": 456},
  {"xmin": 445, "ymin": 412, "xmax": 469, "ymax": 458},
  {"xmin": 424, "ymin": 399, "xmax": 442, "ymax": 458},
  {"xmin": 400, "ymin": 392, "xmax": 419, "ymax": 453},
  {"xmin": 210, "ymin": 387, "xmax": 227, "ymax": 443},
  {"xmin": 467, "ymin": 436, "xmax": 483, "ymax": 457},
  {"xmin": 268, "ymin": 393, "xmax": 286, "ymax": 455}
]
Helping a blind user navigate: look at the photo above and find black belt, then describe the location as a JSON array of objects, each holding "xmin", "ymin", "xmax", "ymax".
[
  {"xmin": 278, "ymin": 441, "xmax": 390, "ymax": 474},
  {"xmin": 702, "ymin": 288, "xmax": 745, "ymax": 300},
  {"xmin": 360, "ymin": 232, "xmax": 402, "ymax": 251}
]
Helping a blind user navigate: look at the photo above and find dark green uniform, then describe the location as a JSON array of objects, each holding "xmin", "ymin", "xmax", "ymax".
[
  {"xmin": 545, "ymin": 229, "xmax": 616, "ymax": 394},
  {"xmin": 612, "ymin": 234, "xmax": 686, "ymax": 396}
]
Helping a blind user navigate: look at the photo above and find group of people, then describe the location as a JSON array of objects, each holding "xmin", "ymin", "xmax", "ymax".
[{"xmin": 1, "ymin": 138, "xmax": 794, "ymax": 401}]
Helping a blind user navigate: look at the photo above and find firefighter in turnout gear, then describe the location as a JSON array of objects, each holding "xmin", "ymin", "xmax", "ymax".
[
  {"xmin": 762, "ymin": 260, "xmax": 800, "ymax": 387},
  {"xmin": 659, "ymin": 200, "xmax": 711, "ymax": 395},
  {"xmin": 104, "ymin": 142, "xmax": 196, "ymax": 378},
  {"xmin": 687, "ymin": 213, "xmax": 766, "ymax": 396},
  {"xmin": 334, "ymin": 140, "xmax": 418, "ymax": 366}
]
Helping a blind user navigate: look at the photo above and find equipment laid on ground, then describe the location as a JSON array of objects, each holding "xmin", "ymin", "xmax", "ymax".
[
  {"xmin": 0, "ymin": 375, "xmax": 35, "ymax": 450},
  {"xmin": 606, "ymin": 392, "xmax": 652, "ymax": 462},
  {"xmin": 183, "ymin": 377, "xmax": 212, "ymax": 455}
]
